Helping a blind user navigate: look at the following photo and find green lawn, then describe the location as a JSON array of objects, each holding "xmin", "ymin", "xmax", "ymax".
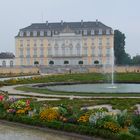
[
  {"xmin": 32, "ymin": 98, "xmax": 140, "ymax": 113},
  {"xmin": 2, "ymin": 73, "xmax": 140, "ymax": 86}
]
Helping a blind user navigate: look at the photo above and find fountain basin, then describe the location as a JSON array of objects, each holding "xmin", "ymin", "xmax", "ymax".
[{"xmin": 44, "ymin": 83, "xmax": 140, "ymax": 93}]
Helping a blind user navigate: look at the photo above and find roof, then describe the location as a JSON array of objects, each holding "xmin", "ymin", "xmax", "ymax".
[
  {"xmin": 0, "ymin": 52, "xmax": 15, "ymax": 59},
  {"xmin": 20, "ymin": 21, "xmax": 112, "ymax": 31}
]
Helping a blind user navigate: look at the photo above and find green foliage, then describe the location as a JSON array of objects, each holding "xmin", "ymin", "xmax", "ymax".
[
  {"xmin": 114, "ymin": 30, "xmax": 131, "ymax": 65},
  {"xmin": 132, "ymin": 114, "xmax": 140, "ymax": 129},
  {"xmin": 117, "ymin": 109, "xmax": 131, "ymax": 128},
  {"xmin": 118, "ymin": 132, "xmax": 135, "ymax": 140},
  {"xmin": 132, "ymin": 55, "xmax": 140, "ymax": 66}
]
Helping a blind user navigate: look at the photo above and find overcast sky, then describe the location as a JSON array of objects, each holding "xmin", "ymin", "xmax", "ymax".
[{"xmin": 0, "ymin": 0, "xmax": 140, "ymax": 56}]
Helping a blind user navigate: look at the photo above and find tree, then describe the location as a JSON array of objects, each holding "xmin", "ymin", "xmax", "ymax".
[
  {"xmin": 114, "ymin": 30, "xmax": 127, "ymax": 65},
  {"xmin": 34, "ymin": 61, "xmax": 39, "ymax": 66},
  {"xmin": 132, "ymin": 55, "xmax": 140, "ymax": 65},
  {"xmin": 94, "ymin": 60, "xmax": 99, "ymax": 65},
  {"xmin": 49, "ymin": 61, "xmax": 54, "ymax": 65},
  {"xmin": 79, "ymin": 61, "xmax": 83, "ymax": 65}
]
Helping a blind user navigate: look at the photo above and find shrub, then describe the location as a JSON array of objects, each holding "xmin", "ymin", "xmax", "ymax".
[
  {"xmin": 117, "ymin": 109, "xmax": 131, "ymax": 128},
  {"xmin": 118, "ymin": 132, "xmax": 135, "ymax": 140},
  {"xmin": 132, "ymin": 114, "xmax": 140, "ymax": 129},
  {"xmin": 40, "ymin": 108, "xmax": 59, "ymax": 121},
  {"xmin": 103, "ymin": 121, "xmax": 120, "ymax": 133}
]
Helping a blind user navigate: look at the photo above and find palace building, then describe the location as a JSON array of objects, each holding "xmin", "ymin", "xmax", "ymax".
[{"xmin": 15, "ymin": 20, "xmax": 114, "ymax": 66}]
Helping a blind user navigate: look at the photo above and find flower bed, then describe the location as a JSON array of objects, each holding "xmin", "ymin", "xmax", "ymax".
[{"xmin": 0, "ymin": 96, "xmax": 140, "ymax": 140}]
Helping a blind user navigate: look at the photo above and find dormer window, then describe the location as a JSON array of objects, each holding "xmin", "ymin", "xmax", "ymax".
[
  {"xmin": 54, "ymin": 30, "xmax": 58, "ymax": 35},
  {"xmin": 106, "ymin": 29, "xmax": 110, "ymax": 35},
  {"xmin": 83, "ymin": 30, "xmax": 87, "ymax": 36},
  {"xmin": 33, "ymin": 31, "xmax": 37, "ymax": 37},
  {"xmin": 20, "ymin": 31, "xmax": 24, "ymax": 37},
  {"xmin": 99, "ymin": 29, "xmax": 102, "ymax": 35},
  {"xmin": 26, "ymin": 31, "xmax": 30, "ymax": 37},
  {"xmin": 40, "ymin": 31, "xmax": 44, "ymax": 36},
  {"xmin": 47, "ymin": 30, "xmax": 51, "ymax": 36},
  {"xmin": 91, "ymin": 30, "xmax": 95, "ymax": 36}
]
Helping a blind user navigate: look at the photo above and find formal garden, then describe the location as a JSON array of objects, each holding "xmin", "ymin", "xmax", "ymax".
[{"xmin": 1, "ymin": 73, "xmax": 140, "ymax": 140}]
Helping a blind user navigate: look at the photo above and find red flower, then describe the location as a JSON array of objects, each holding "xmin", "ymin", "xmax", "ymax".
[
  {"xmin": 26, "ymin": 100, "xmax": 30, "ymax": 106},
  {"xmin": 0, "ymin": 95, "xmax": 4, "ymax": 101}
]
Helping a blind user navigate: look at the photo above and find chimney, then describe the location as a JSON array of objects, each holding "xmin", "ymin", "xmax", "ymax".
[
  {"xmin": 61, "ymin": 20, "xmax": 63, "ymax": 26},
  {"xmin": 81, "ymin": 20, "xmax": 83, "ymax": 26},
  {"xmin": 96, "ymin": 19, "xmax": 98, "ymax": 25},
  {"xmin": 46, "ymin": 21, "xmax": 48, "ymax": 26}
]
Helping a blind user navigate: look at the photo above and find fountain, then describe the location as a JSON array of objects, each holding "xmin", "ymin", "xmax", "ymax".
[{"xmin": 107, "ymin": 46, "xmax": 117, "ymax": 89}]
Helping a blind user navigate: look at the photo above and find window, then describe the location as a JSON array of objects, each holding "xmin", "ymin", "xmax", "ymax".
[
  {"xmin": 91, "ymin": 47, "xmax": 95, "ymax": 56},
  {"xmin": 91, "ymin": 30, "xmax": 95, "ymax": 35},
  {"xmin": 106, "ymin": 48, "xmax": 110, "ymax": 56},
  {"xmin": 34, "ymin": 48, "xmax": 37, "ymax": 56},
  {"xmin": 26, "ymin": 31, "xmax": 30, "ymax": 37},
  {"xmin": 76, "ymin": 47, "xmax": 80, "ymax": 56},
  {"xmin": 94, "ymin": 60, "xmax": 99, "ymax": 65},
  {"xmin": 99, "ymin": 29, "xmax": 102, "ymax": 35},
  {"xmin": 20, "ymin": 31, "xmax": 24, "ymax": 37},
  {"xmin": 27, "ymin": 58, "xmax": 30, "ymax": 65},
  {"xmin": 27, "ymin": 39, "xmax": 30, "ymax": 46},
  {"xmin": 40, "ymin": 39, "xmax": 44, "ymax": 47},
  {"xmin": 47, "ymin": 30, "xmax": 51, "ymax": 36},
  {"xmin": 54, "ymin": 47, "xmax": 59, "ymax": 56},
  {"xmin": 26, "ymin": 48, "xmax": 30, "ymax": 56},
  {"xmin": 64, "ymin": 60, "xmax": 69, "ymax": 65},
  {"xmin": 106, "ymin": 29, "xmax": 110, "ymax": 35},
  {"xmin": 48, "ymin": 47, "xmax": 52, "ymax": 56},
  {"xmin": 106, "ymin": 57, "xmax": 110, "ymax": 64},
  {"xmin": 40, "ymin": 31, "xmax": 44, "ymax": 36},
  {"xmin": 20, "ymin": 40, "xmax": 23, "ymax": 47},
  {"xmin": 83, "ymin": 30, "xmax": 87, "ymax": 35},
  {"xmin": 40, "ymin": 47, "xmax": 44, "ymax": 56},
  {"xmin": 98, "ymin": 37, "xmax": 102, "ymax": 46},
  {"xmin": 106, "ymin": 37, "xmax": 110, "ymax": 46},
  {"xmin": 2, "ymin": 61, "xmax": 6, "ymax": 67},
  {"xmin": 10, "ymin": 61, "xmax": 13, "ymax": 67},
  {"xmin": 40, "ymin": 59, "xmax": 44, "ymax": 65},
  {"xmin": 33, "ymin": 31, "xmax": 37, "ymax": 37},
  {"xmin": 20, "ymin": 48, "xmax": 23, "ymax": 56},
  {"xmin": 62, "ymin": 47, "xmax": 65, "ymax": 56},
  {"xmin": 69, "ymin": 45, "xmax": 73, "ymax": 55},
  {"xmin": 83, "ymin": 47, "xmax": 88, "ymax": 56},
  {"xmin": 34, "ymin": 39, "xmax": 37, "ymax": 47},
  {"xmin": 78, "ymin": 61, "xmax": 83, "ymax": 65},
  {"xmin": 98, "ymin": 48, "xmax": 102, "ymax": 56},
  {"xmin": 20, "ymin": 58, "xmax": 23, "ymax": 65},
  {"xmin": 49, "ymin": 60, "xmax": 54, "ymax": 65},
  {"xmin": 99, "ymin": 57, "xmax": 102, "ymax": 64}
]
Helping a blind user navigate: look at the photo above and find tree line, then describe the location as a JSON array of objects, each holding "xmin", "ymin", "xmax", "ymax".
[{"xmin": 114, "ymin": 30, "xmax": 140, "ymax": 65}]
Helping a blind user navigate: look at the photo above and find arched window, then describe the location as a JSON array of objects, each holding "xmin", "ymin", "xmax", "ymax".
[
  {"xmin": 64, "ymin": 60, "xmax": 69, "ymax": 65},
  {"xmin": 94, "ymin": 60, "xmax": 99, "ymax": 65},
  {"xmin": 78, "ymin": 61, "xmax": 83, "ymax": 65},
  {"xmin": 34, "ymin": 61, "xmax": 39, "ymax": 66},
  {"xmin": 2, "ymin": 61, "xmax": 6, "ymax": 67},
  {"xmin": 49, "ymin": 61, "xmax": 54, "ymax": 65},
  {"xmin": 10, "ymin": 61, "xmax": 13, "ymax": 67}
]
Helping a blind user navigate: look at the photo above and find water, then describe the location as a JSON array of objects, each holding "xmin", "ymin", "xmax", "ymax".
[
  {"xmin": 0, "ymin": 122, "xmax": 84, "ymax": 140},
  {"xmin": 46, "ymin": 83, "xmax": 140, "ymax": 93}
]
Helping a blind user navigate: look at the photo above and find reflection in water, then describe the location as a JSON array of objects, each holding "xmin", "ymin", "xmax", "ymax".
[{"xmin": 0, "ymin": 123, "xmax": 83, "ymax": 140}]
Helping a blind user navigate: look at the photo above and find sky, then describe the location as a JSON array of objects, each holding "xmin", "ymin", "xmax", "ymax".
[{"xmin": 0, "ymin": 0, "xmax": 140, "ymax": 57}]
